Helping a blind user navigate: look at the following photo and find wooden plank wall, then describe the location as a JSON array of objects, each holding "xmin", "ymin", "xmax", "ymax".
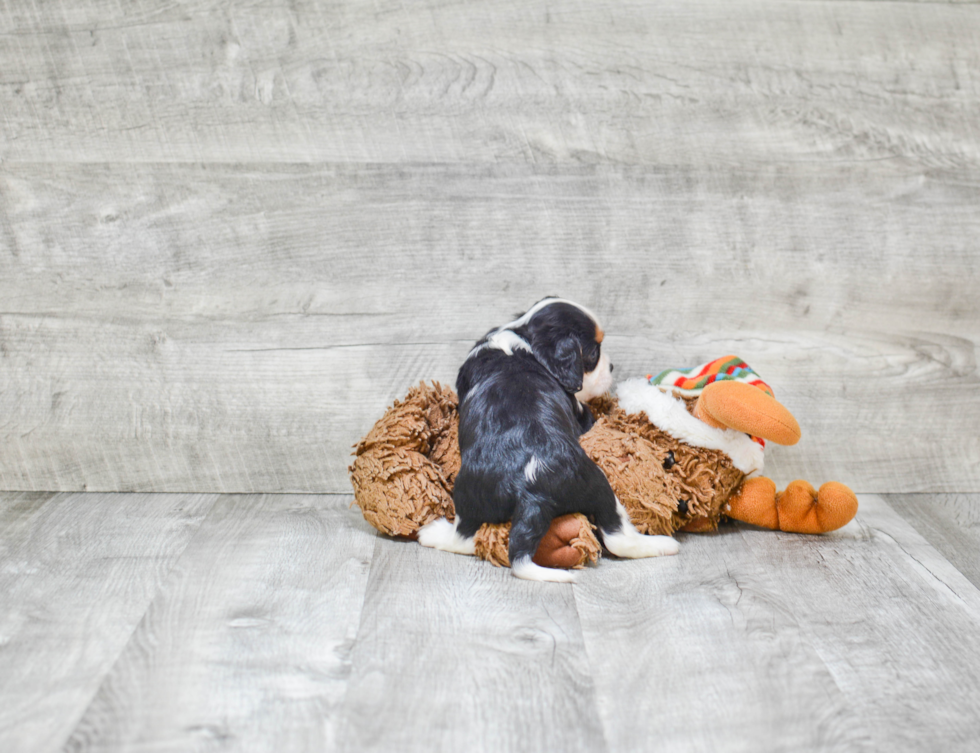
[{"xmin": 1, "ymin": 0, "xmax": 978, "ymax": 494}]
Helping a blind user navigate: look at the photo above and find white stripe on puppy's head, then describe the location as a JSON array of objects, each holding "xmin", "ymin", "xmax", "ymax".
[
  {"xmin": 498, "ymin": 297, "xmax": 602, "ymax": 333},
  {"xmin": 467, "ymin": 296, "xmax": 613, "ymax": 400}
]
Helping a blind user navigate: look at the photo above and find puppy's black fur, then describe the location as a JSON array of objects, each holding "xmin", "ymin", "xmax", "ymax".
[{"xmin": 453, "ymin": 301, "xmax": 624, "ymax": 566}]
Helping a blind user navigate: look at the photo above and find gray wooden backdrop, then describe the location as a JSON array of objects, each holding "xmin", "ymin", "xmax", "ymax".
[{"xmin": 1, "ymin": 0, "xmax": 978, "ymax": 495}]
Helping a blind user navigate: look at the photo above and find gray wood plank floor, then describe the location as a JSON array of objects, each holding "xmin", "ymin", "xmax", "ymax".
[
  {"xmin": 0, "ymin": 492, "xmax": 217, "ymax": 753},
  {"xmin": 3, "ymin": 490, "xmax": 980, "ymax": 753},
  {"xmin": 65, "ymin": 494, "xmax": 377, "ymax": 752},
  {"xmin": 888, "ymin": 494, "xmax": 980, "ymax": 591}
]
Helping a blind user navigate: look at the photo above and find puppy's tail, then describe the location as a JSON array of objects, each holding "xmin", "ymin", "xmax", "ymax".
[{"xmin": 508, "ymin": 497, "xmax": 576, "ymax": 584}]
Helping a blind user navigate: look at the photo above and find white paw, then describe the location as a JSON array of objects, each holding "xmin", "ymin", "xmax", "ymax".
[
  {"xmin": 417, "ymin": 517, "xmax": 475, "ymax": 555},
  {"xmin": 511, "ymin": 556, "xmax": 577, "ymax": 583},
  {"xmin": 417, "ymin": 517, "xmax": 453, "ymax": 548},
  {"xmin": 603, "ymin": 531, "xmax": 680, "ymax": 559},
  {"xmin": 602, "ymin": 497, "xmax": 680, "ymax": 559}
]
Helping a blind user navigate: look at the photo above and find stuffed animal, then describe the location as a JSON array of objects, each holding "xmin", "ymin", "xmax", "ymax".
[{"xmin": 348, "ymin": 356, "xmax": 858, "ymax": 570}]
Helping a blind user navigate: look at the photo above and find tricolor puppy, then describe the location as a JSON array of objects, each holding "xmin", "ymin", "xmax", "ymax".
[{"xmin": 418, "ymin": 297, "xmax": 680, "ymax": 583}]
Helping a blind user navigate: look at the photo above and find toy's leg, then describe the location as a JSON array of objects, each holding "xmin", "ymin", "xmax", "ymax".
[
  {"xmin": 726, "ymin": 477, "xmax": 780, "ymax": 529},
  {"xmin": 533, "ymin": 514, "xmax": 601, "ymax": 568},
  {"xmin": 727, "ymin": 478, "xmax": 858, "ymax": 534},
  {"xmin": 472, "ymin": 515, "xmax": 601, "ymax": 569}
]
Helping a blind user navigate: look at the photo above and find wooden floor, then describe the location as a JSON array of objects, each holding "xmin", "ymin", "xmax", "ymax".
[{"xmin": 1, "ymin": 490, "xmax": 978, "ymax": 752}]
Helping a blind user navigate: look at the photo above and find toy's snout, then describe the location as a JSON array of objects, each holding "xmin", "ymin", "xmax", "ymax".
[{"xmin": 694, "ymin": 380, "xmax": 802, "ymax": 446}]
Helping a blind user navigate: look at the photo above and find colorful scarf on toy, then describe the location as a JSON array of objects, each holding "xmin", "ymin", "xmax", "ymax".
[
  {"xmin": 646, "ymin": 355, "xmax": 773, "ymax": 448},
  {"xmin": 646, "ymin": 355, "xmax": 773, "ymax": 397}
]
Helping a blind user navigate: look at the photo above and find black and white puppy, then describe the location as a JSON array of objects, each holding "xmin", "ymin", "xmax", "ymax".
[{"xmin": 418, "ymin": 297, "xmax": 679, "ymax": 582}]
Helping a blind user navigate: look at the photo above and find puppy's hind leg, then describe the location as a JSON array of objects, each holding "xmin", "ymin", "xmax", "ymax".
[
  {"xmin": 599, "ymin": 497, "xmax": 680, "ymax": 559},
  {"xmin": 509, "ymin": 502, "xmax": 577, "ymax": 584},
  {"xmin": 417, "ymin": 516, "xmax": 476, "ymax": 555}
]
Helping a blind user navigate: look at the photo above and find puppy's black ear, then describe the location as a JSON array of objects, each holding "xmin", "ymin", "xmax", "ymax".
[{"xmin": 534, "ymin": 335, "xmax": 584, "ymax": 394}]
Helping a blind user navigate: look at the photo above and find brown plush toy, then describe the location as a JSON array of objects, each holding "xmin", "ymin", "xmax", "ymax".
[{"xmin": 349, "ymin": 356, "xmax": 858, "ymax": 570}]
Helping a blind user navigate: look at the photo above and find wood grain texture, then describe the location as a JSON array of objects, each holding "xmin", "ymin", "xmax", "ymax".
[
  {"xmin": 2, "ymin": 1, "xmax": 979, "ymax": 166},
  {"xmin": 3, "ymin": 492, "xmax": 980, "ymax": 751},
  {"xmin": 574, "ymin": 527, "xmax": 863, "ymax": 752},
  {"xmin": 575, "ymin": 495, "xmax": 980, "ymax": 752},
  {"xmin": 335, "ymin": 536, "xmax": 607, "ymax": 753},
  {"xmin": 63, "ymin": 493, "xmax": 377, "ymax": 752},
  {"xmin": 1, "ymin": 162, "xmax": 977, "ymax": 492},
  {"xmin": 733, "ymin": 495, "xmax": 980, "ymax": 752},
  {"xmin": 0, "ymin": 491, "xmax": 216, "ymax": 753},
  {"xmin": 887, "ymin": 494, "xmax": 980, "ymax": 591}
]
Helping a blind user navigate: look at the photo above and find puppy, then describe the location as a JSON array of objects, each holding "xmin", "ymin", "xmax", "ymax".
[{"xmin": 418, "ymin": 297, "xmax": 679, "ymax": 582}]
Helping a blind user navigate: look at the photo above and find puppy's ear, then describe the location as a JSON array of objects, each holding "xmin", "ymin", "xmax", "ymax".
[{"xmin": 534, "ymin": 335, "xmax": 584, "ymax": 394}]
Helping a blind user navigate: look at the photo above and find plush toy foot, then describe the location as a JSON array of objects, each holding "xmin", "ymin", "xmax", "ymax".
[
  {"xmin": 472, "ymin": 514, "xmax": 601, "ymax": 569},
  {"xmin": 727, "ymin": 477, "xmax": 858, "ymax": 533},
  {"xmin": 777, "ymin": 480, "xmax": 858, "ymax": 534},
  {"xmin": 695, "ymin": 380, "xmax": 801, "ymax": 446},
  {"xmin": 533, "ymin": 514, "xmax": 598, "ymax": 568}
]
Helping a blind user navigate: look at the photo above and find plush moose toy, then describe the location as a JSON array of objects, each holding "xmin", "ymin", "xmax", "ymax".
[{"xmin": 349, "ymin": 356, "xmax": 858, "ymax": 569}]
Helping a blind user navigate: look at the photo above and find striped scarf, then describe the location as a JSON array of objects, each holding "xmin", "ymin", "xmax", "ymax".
[
  {"xmin": 646, "ymin": 355, "xmax": 773, "ymax": 397},
  {"xmin": 646, "ymin": 355, "xmax": 773, "ymax": 448}
]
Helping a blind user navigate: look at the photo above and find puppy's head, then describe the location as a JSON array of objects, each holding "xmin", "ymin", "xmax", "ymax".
[{"xmin": 521, "ymin": 299, "xmax": 613, "ymax": 402}]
